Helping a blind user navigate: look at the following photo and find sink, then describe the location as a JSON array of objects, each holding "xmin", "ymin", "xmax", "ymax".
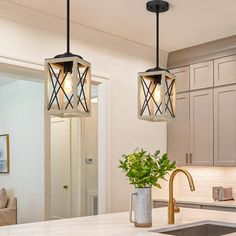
[{"xmin": 151, "ymin": 221, "xmax": 236, "ymax": 236}]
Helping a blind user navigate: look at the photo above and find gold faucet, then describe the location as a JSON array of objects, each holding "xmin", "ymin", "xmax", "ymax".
[{"xmin": 168, "ymin": 168, "xmax": 195, "ymax": 224}]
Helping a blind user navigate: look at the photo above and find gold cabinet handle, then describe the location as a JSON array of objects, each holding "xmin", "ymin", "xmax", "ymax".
[
  {"xmin": 186, "ymin": 153, "xmax": 189, "ymax": 165},
  {"xmin": 190, "ymin": 153, "xmax": 192, "ymax": 164}
]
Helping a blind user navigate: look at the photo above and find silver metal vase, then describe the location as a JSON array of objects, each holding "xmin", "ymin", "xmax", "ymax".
[{"xmin": 129, "ymin": 187, "xmax": 152, "ymax": 227}]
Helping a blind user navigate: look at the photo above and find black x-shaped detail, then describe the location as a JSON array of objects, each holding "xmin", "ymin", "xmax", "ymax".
[
  {"xmin": 48, "ymin": 64, "xmax": 74, "ymax": 110},
  {"xmin": 165, "ymin": 79, "xmax": 175, "ymax": 117},
  {"xmin": 140, "ymin": 77, "xmax": 162, "ymax": 116},
  {"xmin": 64, "ymin": 66, "xmax": 89, "ymax": 113}
]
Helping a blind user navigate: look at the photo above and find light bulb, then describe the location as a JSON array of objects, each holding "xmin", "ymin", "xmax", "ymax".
[
  {"xmin": 64, "ymin": 73, "xmax": 73, "ymax": 94},
  {"xmin": 154, "ymin": 84, "xmax": 161, "ymax": 103}
]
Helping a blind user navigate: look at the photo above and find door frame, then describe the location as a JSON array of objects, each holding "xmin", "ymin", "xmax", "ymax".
[{"xmin": 0, "ymin": 56, "xmax": 110, "ymax": 220}]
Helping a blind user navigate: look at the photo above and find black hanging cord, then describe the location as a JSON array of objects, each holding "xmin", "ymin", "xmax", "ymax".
[
  {"xmin": 146, "ymin": 1, "xmax": 169, "ymax": 73},
  {"xmin": 67, "ymin": 0, "xmax": 70, "ymax": 53},
  {"xmin": 156, "ymin": 11, "xmax": 159, "ymax": 69},
  {"xmin": 54, "ymin": 0, "xmax": 82, "ymax": 59}
]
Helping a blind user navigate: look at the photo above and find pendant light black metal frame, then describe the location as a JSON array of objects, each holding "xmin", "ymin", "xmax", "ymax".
[
  {"xmin": 137, "ymin": 0, "xmax": 176, "ymax": 122},
  {"xmin": 45, "ymin": 0, "xmax": 91, "ymax": 118},
  {"xmin": 146, "ymin": 0, "xmax": 169, "ymax": 73},
  {"xmin": 54, "ymin": 0, "xmax": 82, "ymax": 72}
]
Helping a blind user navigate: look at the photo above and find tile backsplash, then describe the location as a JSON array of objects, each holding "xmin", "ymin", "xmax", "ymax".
[{"xmin": 152, "ymin": 167, "xmax": 236, "ymax": 201}]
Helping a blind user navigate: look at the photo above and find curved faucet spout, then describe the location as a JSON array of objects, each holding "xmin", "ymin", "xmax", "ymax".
[{"xmin": 168, "ymin": 168, "xmax": 195, "ymax": 224}]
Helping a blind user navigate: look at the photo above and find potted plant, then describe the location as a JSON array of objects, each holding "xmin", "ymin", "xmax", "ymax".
[{"xmin": 119, "ymin": 149, "xmax": 176, "ymax": 227}]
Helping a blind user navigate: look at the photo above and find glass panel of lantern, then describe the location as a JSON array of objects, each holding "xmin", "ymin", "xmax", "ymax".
[
  {"xmin": 138, "ymin": 70, "xmax": 176, "ymax": 122},
  {"xmin": 45, "ymin": 56, "xmax": 91, "ymax": 117}
]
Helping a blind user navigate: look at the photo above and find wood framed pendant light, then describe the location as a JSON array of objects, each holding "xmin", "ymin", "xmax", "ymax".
[
  {"xmin": 45, "ymin": 0, "xmax": 91, "ymax": 117},
  {"xmin": 138, "ymin": 0, "xmax": 176, "ymax": 122}
]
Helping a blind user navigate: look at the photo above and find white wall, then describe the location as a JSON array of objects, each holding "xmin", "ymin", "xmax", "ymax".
[
  {"xmin": 0, "ymin": 15, "xmax": 169, "ymax": 216},
  {"xmin": 0, "ymin": 80, "xmax": 44, "ymax": 223}
]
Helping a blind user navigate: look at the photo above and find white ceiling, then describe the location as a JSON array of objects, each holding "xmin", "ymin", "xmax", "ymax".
[{"xmin": 4, "ymin": 0, "xmax": 236, "ymax": 52}]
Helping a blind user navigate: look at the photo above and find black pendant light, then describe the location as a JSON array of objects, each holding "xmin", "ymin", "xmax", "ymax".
[
  {"xmin": 45, "ymin": 0, "xmax": 91, "ymax": 117},
  {"xmin": 138, "ymin": 0, "xmax": 176, "ymax": 122}
]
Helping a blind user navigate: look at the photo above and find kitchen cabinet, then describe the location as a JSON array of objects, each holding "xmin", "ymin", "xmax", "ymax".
[
  {"xmin": 190, "ymin": 61, "xmax": 214, "ymax": 90},
  {"xmin": 168, "ymin": 93, "xmax": 189, "ymax": 166},
  {"xmin": 214, "ymin": 55, "xmax": 236, "ymax": 86},
  {"xmin": 214, "ymin": 85, "xmax": 236, "ymax": 166},
  {"xmin": 170, "ymin": 66, "xmax": 190, "ymax": 93},
  {"xmin": 168, "ymin": 54, "xmax": 236, "ymax": 167},
  {"xmin": 167, "ymin": 89, "xmax": 214, "ymax": 167},
  {"xmin": 190, "ymin": 89, "xmax": 214, "ymax": 166}
]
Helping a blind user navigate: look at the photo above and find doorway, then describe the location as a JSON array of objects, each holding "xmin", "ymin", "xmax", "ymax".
[{"xmin": 49, "ymin": 78, "xmax": 108, "ymax": 219}]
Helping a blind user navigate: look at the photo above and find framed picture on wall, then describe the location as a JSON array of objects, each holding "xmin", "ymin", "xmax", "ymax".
[{"xmin": 0, "ymin": 134, "xmax": 10, "ymax": 173}]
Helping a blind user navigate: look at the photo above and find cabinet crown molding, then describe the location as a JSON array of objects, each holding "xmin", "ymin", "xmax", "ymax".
[{"xmin": 168, "ymin": 35, "xmax": 236, "ymax": 69}]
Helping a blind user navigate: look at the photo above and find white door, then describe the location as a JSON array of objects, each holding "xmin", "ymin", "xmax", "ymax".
[
  {"xmin": 168, "ymin": 93, "xmax": 190, "ymax": 166},
  {"xmin": 51, "ymin": 117, "xmax": 71, "ymax": 219},
  {"xmin": 190, "ymin": 89, "xmax": 213, "ymax": 166}
]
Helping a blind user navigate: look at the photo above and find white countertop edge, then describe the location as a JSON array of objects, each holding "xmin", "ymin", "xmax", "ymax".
[{"xmin": 2, "ymin": 208, "xmax": 236, "ymax": 235}]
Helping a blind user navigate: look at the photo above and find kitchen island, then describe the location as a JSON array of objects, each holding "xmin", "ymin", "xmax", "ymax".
[{"xmin": 1, "ymin": 207, "xmax": 236, "ymax": 235}]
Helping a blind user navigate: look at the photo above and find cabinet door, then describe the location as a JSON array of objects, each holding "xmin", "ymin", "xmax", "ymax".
[
  {"xmin": 190, "ymin": 89, "xmax": 213, "ymax": 166},
  {"xmin": 170, "ymin": 66, "xmax": 190, "ymax": 93},
  {"xmin": 214, "ymin": 85, "xmax": 236, "ymax": 166},
  {"xmin": 168, "ymin": 93, "xmax": 189, "ymax": 166},
  {"xmin": 190, "ymin": 61, "xmax": 214, "ymax": 90},
  {"xmin": 214, "ymin": 55, "xmax": 236, "ymax": 86}
]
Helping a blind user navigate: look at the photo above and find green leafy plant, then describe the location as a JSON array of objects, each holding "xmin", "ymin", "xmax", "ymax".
[{"xmin": 119, "ymin": 149, "xmax": 176, "ymax": 188}]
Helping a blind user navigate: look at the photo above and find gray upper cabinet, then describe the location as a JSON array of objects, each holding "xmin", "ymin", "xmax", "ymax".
[
  {"xmin": 168, "ymin": 54, "xmax": 236, "ymax": 167},
  {"xmin": 214, "ymin": 85, "xmax": 236, "ymax": 166},
  {"xmin": 214, "ymin": 55, "xmax": 236, "ymax": 86},
  {"xmin": 190, "ymin": 89, "xmax": 214, "ymax": 166},
  {"xmin": 170, "ymin": 66, "xmax": 190, "ymax": 93},
  {"xmin": 168, "ymin": 93, "xmax": 189, "ymax": 166},
  {"xmin": 190, "ymin": 61, "xmax": 214, "ymax": 90}
]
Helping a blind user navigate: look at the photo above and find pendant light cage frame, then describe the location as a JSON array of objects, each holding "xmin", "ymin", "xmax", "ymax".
[
  {"xmin": 138, "ymin": 70, "xmax": 176, "ymax": 122},
  {"xmin": 138, "ymin": 0, "xmax": 176, "ymax": 122},
  {"xmin": 45, "ymin": 56, "xmax": 91, "ymax": 117}
]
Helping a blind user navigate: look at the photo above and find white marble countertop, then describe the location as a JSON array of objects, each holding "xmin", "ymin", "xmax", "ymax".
[
  {"xmin": 1, "ymin": 207, "xmax": 236, "ymax": 235},
  {"xmin": 153, "ymin": 197, "xmax": 236, "ymax": 208}
]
